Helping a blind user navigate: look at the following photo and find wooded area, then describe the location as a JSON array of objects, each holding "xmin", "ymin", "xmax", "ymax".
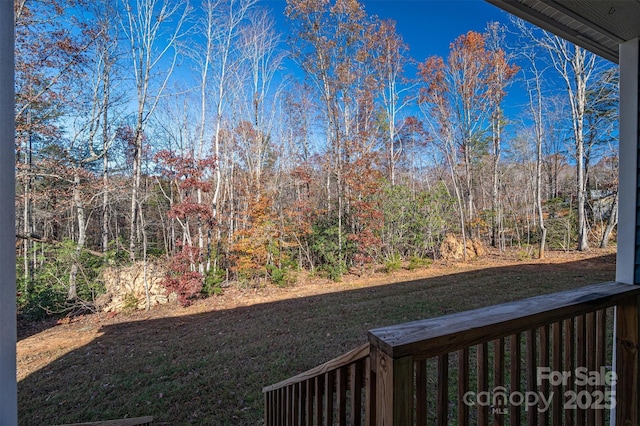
[{"xmin": 15, "ymin": 0, "xmax": 619, "ymax": 318}]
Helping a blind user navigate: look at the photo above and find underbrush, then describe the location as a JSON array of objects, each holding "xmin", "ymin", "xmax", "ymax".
[{"xmin": 17, "ymin": 249, "xmax": 616, "ymax": 425}]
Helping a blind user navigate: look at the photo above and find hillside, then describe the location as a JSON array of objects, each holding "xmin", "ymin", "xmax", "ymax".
[{"xmin": 18, "ymin": 248, "xmax": 616, "ymax": 425}]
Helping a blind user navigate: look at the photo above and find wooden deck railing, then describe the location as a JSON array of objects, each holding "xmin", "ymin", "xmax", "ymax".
[
  {"xmin": 263, "ymin": 343, "xmax": 372, "ymax": 425},
  {"xmin": 264, "ymin": 281, "xmax": 640, "ymax": 425}
]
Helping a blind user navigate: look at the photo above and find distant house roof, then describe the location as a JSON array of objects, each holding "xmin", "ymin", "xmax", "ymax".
[{"xmin": 486, "ymin": 0, "xmax": 640, "ymax": 63}]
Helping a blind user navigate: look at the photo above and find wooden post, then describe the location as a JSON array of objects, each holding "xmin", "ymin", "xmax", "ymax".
[
  {"xmin": 366, "ymin": 355, "xmax": 375, "ymax": 425},
  {"xmin": 0, "ymin": 1, "xmax": 17, "ymax": 424},
  {"xmin": 616, "ymin": 295, "xmax": 640, "ymax": 426},
  {"xmin": 617, "ymin": 37, "xmax": 639, "ymax": 285},
  {"xmin": 615, "ymin": 36, "xmax": 640, "ymax": 426},
  {"xmin": 372, "ymin": 346, "xmax": 413, "ymax": 425}
]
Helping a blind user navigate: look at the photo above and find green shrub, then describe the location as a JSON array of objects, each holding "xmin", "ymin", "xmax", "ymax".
[
  {"xmin": 122, "ymin": 292, "xmax": 139, "ymax": 313},
  {"xmin": 407, "ymin": 256, "xmax": 432, "ymax": 271},
  {"xmin": 267, "ymin": 265, "xmax": 296, "ymax": 287},
  {"xmin": 517, "ymin": 246, "xmax": 534, "ymax": 261},
  {"xmin": 17, "ymin": 239, "xmax": 106, "ymax": 320},
  {"xmin": 309, "ymin": 219, "xmax": 352, "ymax": 281},
  {"xmin": 202, "ymin": 268, "xmax": 225, "ymax": 296},
  {"xmin": 383, "ymin": 253, "xmax": 402, "ymax": 273},
  {"xmin": 316, "ymin": 262, "xmax": 346, "ymax": 282},
  {"xmin": 381, "ymin": 181, "xmax": 456, "ymax": 261}
]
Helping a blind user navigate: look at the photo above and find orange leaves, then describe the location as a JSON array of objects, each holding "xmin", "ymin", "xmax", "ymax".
[
  {"xmin": 285, "ymin": 0, "xmax": 330, "ymax": 19},
  {"xmin": 418, "ymin": 27, "xmax": 518, "ymax": 136},
  {"xmin": 449, "ymin": 30, "xmax": 486, "ymax": 57},
  {"xmin": 231, "ymin": 194, "xmax": 285, "ymax": 280},
  {"xmin": 420, "ymin": 29, "xmax": 517, "ymax": 106},
  {"xmin": 418, "ymin": 56, "xmax": 446, "ymax": 100}
]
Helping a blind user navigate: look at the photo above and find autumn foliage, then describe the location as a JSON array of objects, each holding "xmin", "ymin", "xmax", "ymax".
[{"xmin": 15, "ymin": 0, "xmax": 617, "ymax": 317}]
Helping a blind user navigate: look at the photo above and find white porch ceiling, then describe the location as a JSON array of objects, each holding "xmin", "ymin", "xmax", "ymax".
[{"xmin": 486, "ymin": 0, "xmax": 640, "ymax": 63}]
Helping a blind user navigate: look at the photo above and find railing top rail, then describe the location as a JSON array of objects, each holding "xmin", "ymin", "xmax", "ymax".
[
  {"xmin": 262, "ymin": 342, "xmax": 369, "ymax": 393},
  {"xmin": 368, "ymin": 281, "xmax": 640, "ymax": 359}
]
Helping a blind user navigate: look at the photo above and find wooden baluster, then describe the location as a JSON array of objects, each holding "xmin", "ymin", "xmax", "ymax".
[
  {"xmin": 585, "ymin": 312, "xmax": 596, "ymax": 426},
  {"xmin": 615, "ymin": 296, "xmax": 640, "ymax": 426},
  {"xmin": 494, "ymin": 338, "xmax": 505, "ymax": 426},
  {"xmin": 264, "ymin": 391, "xmax": 270, "ymax": 426},
  {"xmin": 300, "ymin": 382, "xmax": 308, "ymax": 425},
  {"xmin": 526, "ymin": 329, "xmax": 537, "ymax": 426},
  {"xmin": 263, "ymin": 391, "xmax": 269, "ymax": 426},
  {"xmin": 350, "ymin": 360, "xmax": 363, "ymax": 425},
  {"xmin": 458, "ymin": 348, "xmax": 469, "ymax": 426},
  {"xmin": 315, "ymin": 375, "xmax": 323, "ymax": 426},
  {"xmin": 288, "ymin": 385, "xmax": 294, "ymax": 426},
  {"xmin": 478, "ymin": 343, "xmax": 489, "ymax": 426},
  {"xmin": 552, "ymin": 321, "xmax": 563, "ymax": 426},
  {"xmin": 564, "ymin": 317, "xmax": 574, "ymax": 426},
  {"xmin": 540, "ymin": 325, "xmax": 549, "ymax": 426},
  {"xmin": 279, "ymin": 387, "xmax": 286, "ymax": 426},
  {"xmin": 324, "ymin": 370, "xmax": 335, "ymax": 426},
  {"xmin": 365, "ymin": 355, "xmax": 375, "ymax": 426},
  {"xmin": 305, "ymin": 380, "xmax": 313, "ymax": 426},
  {"xmin": 594, "ymin": 309, "xmax": 607, "ymax": 426},
  {"xmin": 415, "ymin": 359, "xmax": 428, "ymax": 426},
  {"xmin": 510, "ymin": 334, "xmax": 521, "ymax": 426},
  {"xmin": 437, "ymin": 354, "xmax": 449, "ymax": 426},
  {"xmin": 294, "ymin": 383, "xmax": 300, "ymax": 426},
  {"xmin": 274, "ymin": 388, "xmax": 279, "ymax": 426},
  {"xmin": 576, "ymin": 314, "xmax": 586, "ymax": 426},
  {"xmin": 284, "ymin": 387, "xmax": 289, "ymax": 426},
  {"xmin": 336, "ymin": 367, "xmax": 347, "ymax": 425}
]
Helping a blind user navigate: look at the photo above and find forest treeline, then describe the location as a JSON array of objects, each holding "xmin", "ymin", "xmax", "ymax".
[{"xmin": 16, "ymin": 0, "xmax": 619, "ymax": 317}]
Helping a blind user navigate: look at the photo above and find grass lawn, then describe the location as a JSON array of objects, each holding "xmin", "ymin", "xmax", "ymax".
[{"xmin": 17, "ymin": 248, "xmax": 616, "ymax": 425}]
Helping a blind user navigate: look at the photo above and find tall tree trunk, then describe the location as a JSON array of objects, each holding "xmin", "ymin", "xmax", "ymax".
[
  {"xmin": 600, "ymin": 191, "xmax": 618, "ymax": 248},
  {"xmin": 129, "ymin": 131, "xmax": 142, "ymax": 261},
  {"xmin": 122, "ymin": 0, "xmax": 188, "ymax": 261},
  {"xmin": 139, "ymin": 199, "xmax": 150, "ymax": 311},
  {"xmin": 536, "ymin": 142, "xmax": 547, "ymax": 259},
  {"xmin": 491, "ymin": 114, "xmax": 501, "ymax": 248},
  {"xmin": 526, "ymin": 55, "xmax": 548, "ymax": 259},
  {"xmin": 68, "ymin": 169, "xmax": 86, "ymax": 300},
  {"xmin": 101, "ymin": 72, "xmax": 110, "ymax": 255},
  {"xmin": 23, "ymin": 111, "xmax": 33, "ymax": 293},
  {"xmin": 575, "ymin": 57, "xmax": 589, "ymax": 251},
  {"xmin": 464, "ymin": 141, "xmax": 474, "ymax": 230}
]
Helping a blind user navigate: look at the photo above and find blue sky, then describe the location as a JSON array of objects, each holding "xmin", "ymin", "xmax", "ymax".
[
  {"xmin": 361, "ymin": 0, "xmax": 512, "ymax": 60},
  {"xmin": 260, "ymin": 0, "xmax": 513, "ymax": 63},
  {"xmin": 253, "ymin": 0, "xmax": 529, "ymax": 156},
  {"xmin": 258, "ymin": 0, "xmax": 524, "ymax": 112}
]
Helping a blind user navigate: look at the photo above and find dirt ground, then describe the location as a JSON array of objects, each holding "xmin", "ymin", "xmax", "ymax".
[{"xmin": 16, "ymin": 247, "xmax": 617, "ymax": 383}]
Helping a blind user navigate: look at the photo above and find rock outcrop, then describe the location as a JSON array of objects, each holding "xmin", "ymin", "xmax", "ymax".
[{"xmin": 97, "ymin": 262, "xmax": 176, "ymax": 312}]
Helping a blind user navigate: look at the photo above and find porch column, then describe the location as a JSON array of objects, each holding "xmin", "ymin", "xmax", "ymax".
[
  {"xmin": 615, "ymin": 37, "xmax": 640, "ymax": 426},
  {"xmin": 617, "ymin": 38, "xmax": 640, "ymax": 284},
  {"xmin": 0, "ymin": 0, "xmax": 17, "ymax": 424}
]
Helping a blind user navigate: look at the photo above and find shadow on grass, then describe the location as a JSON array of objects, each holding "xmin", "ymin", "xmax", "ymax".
[{"xmin": 18, "ymin": 254, "xmax": 615, "ymax": 425}]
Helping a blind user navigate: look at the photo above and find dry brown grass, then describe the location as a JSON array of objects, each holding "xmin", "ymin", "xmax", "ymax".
[{"xmin": 18, "ymin": 248, "xmax": 616, "ymax": 425}]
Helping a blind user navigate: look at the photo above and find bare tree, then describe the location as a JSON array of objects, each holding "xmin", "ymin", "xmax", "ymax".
[
  {"xmin": 485, "ymin": 22, "xmax": 518, "ymax": 249},
  {"xmin": 522, "ymin": 50, "xmax": 548, "ymax": 258},
  {"xmin": 15, "ymin": 0, "xmax": 90, "ymax": 293},
  {"xmin": 419, "ymin": 31, "xmax": 500, "ymax": 256},
  {"xmin": 203, "ymin": 0, "xmax": 256, "ymax": 271},
  {"xmin": 236, "ymin": 8, "xmax": 285, "ymax": 193},
  {"xmin": 286, "ymin": 0, "xmax": 374, "ymax": 271},
  {"xmin": 368, "ymin": 18, "xmax": 415, "ymax": 186},
  {"xmin": 120, "ymin": 0, "xmax": 190, "ymax": 261},
  {"xmin": 535, "ymin": 31, "xmax": 597, "ymax": 251}
]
